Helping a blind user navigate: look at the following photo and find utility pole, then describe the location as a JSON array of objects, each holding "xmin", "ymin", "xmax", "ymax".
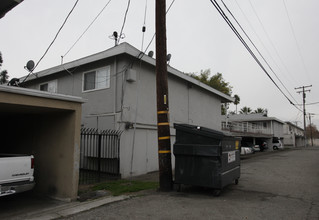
[
  {"xmin": 295, "ymin": 85, "xmax": 312, "ymax": 147},
  {"xmin": 155, "ymin": 0, "xmax": 173, "ymax": 191},
  {"xmin": 308, "ymin": 113, "xmax": 315, "ymax": 146}
]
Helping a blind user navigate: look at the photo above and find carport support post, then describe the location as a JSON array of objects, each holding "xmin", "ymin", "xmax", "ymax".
[{"xmin": 155, "ymin": 0, "xmax": 173, "ymax": 191}]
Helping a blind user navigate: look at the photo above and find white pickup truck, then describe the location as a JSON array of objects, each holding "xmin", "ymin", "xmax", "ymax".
[{"xmin": 0, "ymin": 154, "xmax": 35, "ymax": 197}]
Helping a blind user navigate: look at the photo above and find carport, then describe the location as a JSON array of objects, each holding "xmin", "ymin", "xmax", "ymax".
[{"xmin": 0, "ymin": 86, "xmax": 84, "ymax": 201}]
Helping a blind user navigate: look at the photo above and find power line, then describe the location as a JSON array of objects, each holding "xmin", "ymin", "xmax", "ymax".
[
  {"xmin": 248, "ymin": 0, "xmax": 296, "ymax": 88},
  {"xmin": 29, "ymin": 0, "xmax": 176, "ymax": 87},
  {"xmin": 296, "ymin": 101, "xmax": 319, "ymax": 106},
  {"xmin": 141, "ymin": 0, "xmax": 148, "ymax": 51},
  {"xmin": 23, "ymin": 0, "xmax": 80, "ymax": 83},
  {"xmin": 137, "ymin": 0, "xmax": 176, "ymax": 62},
  {"xmin": 221, "ymin": 0, "xmax": 298, "ymax": 105},
  {"xmin": 118, "ymin": 0, "xmax": 131, "ymax": 45},
  {"xmin": 233, "ymin": 0, "xmax": 299, "ymax": 88},
  {"xmin": 282, "ymin": 0, "xmax": 311, "ymax": 82},
  {"xmin": 208, "ymin": 0, "xmax": 301, "ymax": 112},
  {"xmin": 62, "ymin": 0, "xmax": 113, "ymax": 59}
]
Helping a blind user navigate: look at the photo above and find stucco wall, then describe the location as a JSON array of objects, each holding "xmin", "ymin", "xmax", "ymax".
[
  {"xmin": 272, "ymin": 121, "xmax": 284, "ymax": 138},
  {"xmin": 0, "ymin": 88, "xmax": 82, "ymax": 201},
  {"xmin": 118, "ymin": 62, "xmax": 223, "ymax": 177},
  {"xmin": 23, "ymin": 56, "xmax": 227, "ymax": 178}
]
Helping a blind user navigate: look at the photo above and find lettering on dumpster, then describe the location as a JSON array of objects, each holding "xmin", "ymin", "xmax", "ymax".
[{"xmin": 228, "ymin": 151, "xmax": 236, "ymax": 163}]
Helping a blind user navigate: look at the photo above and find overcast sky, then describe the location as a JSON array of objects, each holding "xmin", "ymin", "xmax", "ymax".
[{"xmin": 1, "ymin": 0, "xmax": 318, "ymax": 128}]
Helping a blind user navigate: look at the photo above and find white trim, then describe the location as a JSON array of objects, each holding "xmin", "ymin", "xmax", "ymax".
[
  {"xmin": 82, "ymin": 66, "xmax": 111, "ymax": 93},
  {"xmin": 0, "ymin": 85, "xmax": 85, "ymax": 103},
  {"xmin": 39, "ymin": 79, "xmax": 58, "ymax": 93}
]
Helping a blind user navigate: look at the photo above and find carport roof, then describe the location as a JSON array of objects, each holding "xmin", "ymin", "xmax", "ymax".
[
  {"xmin": 228, "ymin": 113, "xmax": 284, "ymax": 124},
  {"xmin": 0, "ymin": 85, "xmax": 85, "ymax": 103}
]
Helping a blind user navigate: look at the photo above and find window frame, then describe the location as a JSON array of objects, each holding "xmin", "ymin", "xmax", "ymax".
[
  {"xmin": 39, "ymin": 80, "xmax": 57, "ymax": 93},
  {"xmin": 82, "ymin": 66, "xmax": 110, "ymax": 92}
]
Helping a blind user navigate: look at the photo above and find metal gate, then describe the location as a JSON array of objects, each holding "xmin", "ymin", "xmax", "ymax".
[{"xmin": 79, "ymin": 128, "xmax": 123, "ymax": 184}]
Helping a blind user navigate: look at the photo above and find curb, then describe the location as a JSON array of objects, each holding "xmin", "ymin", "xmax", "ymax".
[{"xmin": 25, "ymin": 195, "xmax": 130, "ymax": 220}]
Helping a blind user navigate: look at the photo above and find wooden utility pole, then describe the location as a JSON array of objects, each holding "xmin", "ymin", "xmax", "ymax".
[
  {"xmin": 155, "ymin": 0, "xmax": 173, "ymax": 191},
  {"xmin": 295, "ymin": 85, "xmax": 312, "ymax": 147}
]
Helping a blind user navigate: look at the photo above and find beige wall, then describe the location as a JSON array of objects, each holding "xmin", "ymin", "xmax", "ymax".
[{"xmin": 0, "ymin": 87, "xmax": 82, "ymax": 201}]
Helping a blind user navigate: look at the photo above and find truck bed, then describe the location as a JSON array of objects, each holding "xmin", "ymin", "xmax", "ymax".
[{"xmin": 0, "ymin": 155, "xmax": 34, "ymax": 185}]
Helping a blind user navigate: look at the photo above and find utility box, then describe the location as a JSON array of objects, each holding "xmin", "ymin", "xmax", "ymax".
[{"xmin": 173, "ymin": 124, "xmax": 241, "ymax": 195}]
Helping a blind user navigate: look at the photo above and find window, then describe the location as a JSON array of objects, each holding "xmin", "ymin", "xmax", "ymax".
[
  {"xmin": 39, "ymin": 80, "xmax": 57, "ymax": 93},
  {"xmin": 83, "ymin": 67, "xmax": 110, "ymax": 92}
]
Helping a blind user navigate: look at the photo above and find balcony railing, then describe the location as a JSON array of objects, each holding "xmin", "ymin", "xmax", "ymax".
[{"xmin": 222, "ymin": 121, "xmax": 272, "ymax": 135}]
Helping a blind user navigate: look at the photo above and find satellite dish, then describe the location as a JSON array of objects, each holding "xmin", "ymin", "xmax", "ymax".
[
  {"xmin": 148, "ymin": 51, "xmax": 154, "ymax": 58},
  {"xmin": 26, "ymin": 60, "xmax": 35, "ymax": 72}
]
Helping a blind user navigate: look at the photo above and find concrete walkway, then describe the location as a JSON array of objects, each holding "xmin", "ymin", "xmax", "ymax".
[{"xmin": 11, "ymin": 195, "xmax": 129, "ymax": 220}]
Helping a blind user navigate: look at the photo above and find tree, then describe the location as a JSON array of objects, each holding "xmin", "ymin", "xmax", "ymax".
[
  {"xmin": 0, "ymin": 52, "xmax": 9, "ymax": 84},
  {"xmin": 239, "ymin": 106, "xmax": 252, "ymax": 114},
  {"xmin": 306, "ymin": 124, "xmax": 319, "ymax": 139},
  {"xmin": 228, "ymin": 110, "xmax": 236, "ymax": 115},
  {"xmin": 190, "ymin": 69, "xmax": 232, "ymax": 96},
  {"xmin": 189, "ymin": 69, "xmax": 233, "ymax": 115},
  {"xmin": 254, "ymin": 108, "xmax": 268, "ymax": 116},
  {"xmin": 233, "ymin": 94, "xmax": 240, "ymax": 114}
]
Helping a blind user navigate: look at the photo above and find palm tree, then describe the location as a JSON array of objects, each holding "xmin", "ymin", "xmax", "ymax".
[
  {"xmin": 239, "ymin": 106, "xmax": 252, "ymax": 114},
  {"xmin": 0, "ymin": 70, "xmax": 9, "ymax": 84},
  {"xmin": 233, "ymin": 94, "xmax": 240, "ymax": 114},
  {"xmin": 254, "ymin": 108, "xmax": 268, "ymax": 116},
  {"xmin": 0, "ymin": 52, "xmax": 9, "ymax": 85}
]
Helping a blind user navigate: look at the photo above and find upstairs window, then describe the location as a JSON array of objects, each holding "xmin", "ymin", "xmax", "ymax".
[
  {"xmin": 83, "ymin": 66, "xmax": 110, "ymax": 92},
  {"xmin": 39, "ymin": 80, "xmax": 57, "ymax": 93}
]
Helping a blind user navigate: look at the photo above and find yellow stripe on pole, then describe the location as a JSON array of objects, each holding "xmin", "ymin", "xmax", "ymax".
[
  {"xmin": 159, "ymin": 150, "xmax": 171, "ymax": 154},
  {"xmin": 157, "ymin": 110, "xmax": 168, "ymax": 114},
  {"xmin": 158, "ymin": 122, "xmax": 169, "ymax": 126},
  {"xmin": 158, "ymin": 136, "xmax": 170, "ymax": 140}
]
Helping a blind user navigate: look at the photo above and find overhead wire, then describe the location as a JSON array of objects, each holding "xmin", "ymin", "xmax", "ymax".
[
  {"xmin": 26, "ymin": 0, "xmax": 176, "ymax": 86},
  {"xmin": 118, "ymin": 0, "xmax": 131, "ymax": 45},
  {"xmin": 22, "ymin": 0, "xmax": 80, "ymax": 83},
  {"xmin": 221, "ymin": 0, "xmax": 299, "ymax": 105},
  {"xmin": 296, "ymin": 102, "xmax": 319, "ymax": 106},
  {"xmin": 136, "ymin": 0, "xmax": 176, "ymax": 63},
  {"xmin": 141, "ymin": 0, "xmax": 148, "ymax": 51},
  {"xmin": 233, "ymin": 0, "xmax": 299, "ymax": 88},
  {"xmin": 282, "ymin": 0, "xmax": 311, "ymax": 82},
  {"xmin": 208, "ymin": 0, "xmax": 302, "ymax": 112},
  {"xmin": 247, "ymin": 0, "xmax": 299, "ymax": 88},
  {"xmin": 62, "ymin": 0, "xmax": 113, "ymax": 60}
]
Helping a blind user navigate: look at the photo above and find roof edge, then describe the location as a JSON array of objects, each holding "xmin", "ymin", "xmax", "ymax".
[
  {"xmin": 21, "ymin": 42, "xmax": 234, "ymax": 102},
  {"xmin": 0, "ymin": 85, "xmax": 85, "ymax": 103}
]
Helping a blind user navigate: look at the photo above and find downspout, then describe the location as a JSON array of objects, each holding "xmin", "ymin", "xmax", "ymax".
[{"xmin": 114, "ymin": 56, "xmax": 118, "ymax": 129}]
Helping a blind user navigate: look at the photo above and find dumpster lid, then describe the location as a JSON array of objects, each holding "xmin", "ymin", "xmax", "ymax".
[{"xmin": 174, "ymin": 123, "xmax": 225, "ymax": 139}]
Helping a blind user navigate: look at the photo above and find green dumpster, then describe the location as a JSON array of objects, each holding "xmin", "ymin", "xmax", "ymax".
[{"xmin": 173, "ymin": 123, "xmax": 241, "ymax": 195}]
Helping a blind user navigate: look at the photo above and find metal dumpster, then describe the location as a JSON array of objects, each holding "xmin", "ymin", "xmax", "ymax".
[{"xmin": 173, "ymin": 123, "xmax": 241, "ymax": 195}]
